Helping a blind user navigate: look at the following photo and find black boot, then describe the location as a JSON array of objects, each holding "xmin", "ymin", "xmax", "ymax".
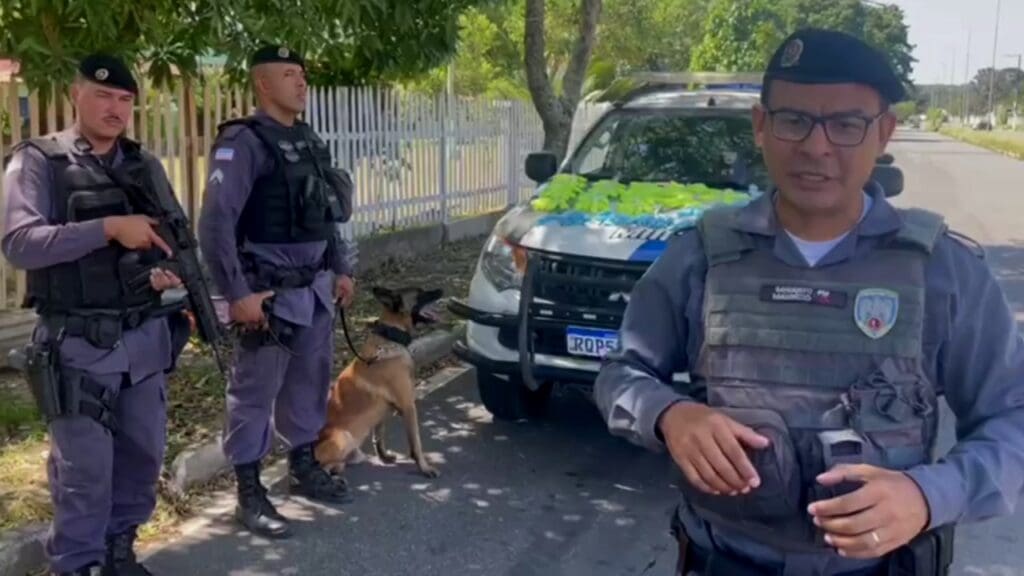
[
  {"xmin": 233, "ymin": 460, "xmax": 291, "ymax": 539},
  {"xmin": 102, "ymin": 529, "xmax": 153, "ymax": 576},
  {"xmin": 287, "ymin": 443, "xmax": 353, "ymax": 504}
]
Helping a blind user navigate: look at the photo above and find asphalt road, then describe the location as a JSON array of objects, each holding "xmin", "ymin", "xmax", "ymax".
[
  {"xmin": 141, "ymin": 129, "xmax": 1024, "ymax": 576},
  {"xmin": 888, "ymin": 128, "xmax": 1024, "ymax": 576}
]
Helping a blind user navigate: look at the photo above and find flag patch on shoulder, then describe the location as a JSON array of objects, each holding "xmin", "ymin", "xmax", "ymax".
[{"xmin": 214, "ymin": 148, "xmax": 234, "ymax": 162}]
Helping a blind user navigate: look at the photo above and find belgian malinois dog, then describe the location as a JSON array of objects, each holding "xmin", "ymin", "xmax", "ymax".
[{"xmin": 315, "ymin": 285, "xmax": 444, "ymax": 479}]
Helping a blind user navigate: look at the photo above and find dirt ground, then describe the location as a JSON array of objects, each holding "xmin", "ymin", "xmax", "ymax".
[{"xmin": 0, "ymin": 236, "xmax": 483, "ymax": 541}]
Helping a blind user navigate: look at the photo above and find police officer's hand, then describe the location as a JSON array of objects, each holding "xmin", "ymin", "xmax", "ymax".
[
  {"xmin": 103, "ymin": 215, "xmax": 173, "ymax": 257},
  {"xmin": 657, "ymin": 401, "xmax": 771, "ymax": 495},
  {"xmin": 229, "ymin": 291, "xmax": 275, "ymax": 330},
  {"xmin": 149, "ymin": 268, "xmax": 182, "ymax": 292},
  {"xmin": 809, "ymin": 464, "xmax": 930, "ymax": 559},
  {"xmin": 335, "ymin": 275, "xmax": 355, "ymax": 308}
]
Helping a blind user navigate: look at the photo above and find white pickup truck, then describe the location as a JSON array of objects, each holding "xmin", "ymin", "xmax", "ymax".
[{"xmin": 449, "ymin": 72, "xmax": 904, "ymax": 421}]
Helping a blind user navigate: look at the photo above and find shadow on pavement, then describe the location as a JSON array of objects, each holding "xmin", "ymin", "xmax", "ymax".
[{"xmin": 140, "ymin": 382, "xmax": 679, "ymax": 576}]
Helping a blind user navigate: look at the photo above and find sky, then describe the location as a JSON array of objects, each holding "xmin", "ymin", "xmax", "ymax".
[{"xmin": 888, "ymin": 0, "xmax": 1024, "ymax": 85}]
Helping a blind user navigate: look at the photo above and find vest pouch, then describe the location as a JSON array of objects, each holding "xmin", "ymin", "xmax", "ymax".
[
  {"xmin": 66, "ymin": 189, "xmax": 131, "ymax": 223},
  {"xmin": 323, "ymin": 168, "xmax": 353, "ymax": 223},
  {"xmin": 808, "ymin": 429, "xmax": 877, "ymax": 510},
  {"xmin": 679, "ymin": 407, "xmax": 802, "ymax": 522},
  {"xmin": 78, "ymin": 246, "xmax": 123, "ymax": 307},
  {"xmin": 297, "ymin": 174, "xmax": 330, "ymax": 233},
  {"xmin": 847, "ymin": 367, "xmax": 932, "ymax": 471},
  {"xmin": 118, "ymin": 248, "xmax": 164, "ymax": 296},
  {"xmin": 849, "ymin": 385, "xmax": 929, "ymax": 471}
]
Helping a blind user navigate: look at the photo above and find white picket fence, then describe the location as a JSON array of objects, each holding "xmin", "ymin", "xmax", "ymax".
[
  {"xmin": 0, "ymin": 79, "xmax": 554, "ymax": 309},
  {"xmin": 302, "ymin": 87, "xmax": 547, "ymax": 241}
]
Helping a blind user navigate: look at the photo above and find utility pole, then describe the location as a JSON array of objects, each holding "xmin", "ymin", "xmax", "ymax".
[
  {"xmin": 964, "ymin": 29, "xmax": 972, "ymax": 122},
  {"xmin": 951, "ymin": 46, "xmax": 957, "ymax": 121},
  {"xmin": 1005, "ymin": 53, "xmax": 1022, "ymax": 123},
  {"xmin": 987, "ymin": 0, "xmax": 1001, "ymax": 122}
]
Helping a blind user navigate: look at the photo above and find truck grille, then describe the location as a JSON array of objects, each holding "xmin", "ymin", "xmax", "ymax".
[{"xmin": 498, "ymin": 252, "xmax": 650, "ymax": 356}]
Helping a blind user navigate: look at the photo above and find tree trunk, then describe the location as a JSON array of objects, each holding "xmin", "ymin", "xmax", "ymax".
[{"xmin": 524, "ymin": 0, "xmax": 603, "ymax": 164}]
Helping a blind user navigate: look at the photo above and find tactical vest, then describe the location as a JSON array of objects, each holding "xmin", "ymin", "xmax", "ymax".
[
  {"xmin": 222, "ymin": 118, "xmax": 348, "ymax": 244},
  {"xmin": 14, "ymin": 134, "xmax": 162, "ymax": 316},
  {"xmin": 681, "ymin": 205, "xmax": 945, "ymax": 554}
]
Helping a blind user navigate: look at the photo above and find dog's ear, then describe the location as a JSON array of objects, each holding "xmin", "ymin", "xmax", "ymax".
[
  {"xmin": 417, "ymin": 288, "xmax": 444, "ymax": 305},
  {"xmin": 372, "ymin": 286, "xmax": 401, "ymax": 312}
]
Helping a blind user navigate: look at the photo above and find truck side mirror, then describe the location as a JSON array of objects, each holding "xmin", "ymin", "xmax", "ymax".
[
  {"xmin": 871, "ymin": 164, "xmax": 903, "ymax": 198},
  {"xmin": 525, "ymin": 152, "xmax": 558, "ymax": 183}
]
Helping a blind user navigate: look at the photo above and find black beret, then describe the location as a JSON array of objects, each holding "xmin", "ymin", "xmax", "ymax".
[
  {"xmin": 78, "ymin": 53, "xmax": 138, "ymax": 95},
  {"xmin": 250, "ymin": 44, "xmax": 305, "ymax": 69},
  {"xmin": 764, "ymin": 28, "xmax": 906, "ymax": 103}
]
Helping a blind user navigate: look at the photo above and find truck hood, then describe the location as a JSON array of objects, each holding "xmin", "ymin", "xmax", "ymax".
[
  {"xmin": 492, "ymin": 203, "xmax": 689, "ymax": 263},
  {"xmin": 491, "ymin": 178, "xmax": 760, "ymax": 263}
]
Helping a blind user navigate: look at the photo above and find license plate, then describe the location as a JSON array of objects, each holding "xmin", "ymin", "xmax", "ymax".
[{"xmin": 565, "ymin": 326, "xmax": 619, "ymax": 358}]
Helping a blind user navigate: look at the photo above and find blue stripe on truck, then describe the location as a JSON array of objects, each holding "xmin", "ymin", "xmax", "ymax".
[{"xmin": 627, "ymin": 239, "xmax": 668, "ymax": 262}]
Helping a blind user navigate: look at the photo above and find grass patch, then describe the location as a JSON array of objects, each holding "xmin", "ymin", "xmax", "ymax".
[
  {"xmin": 939, "ymin": 127, "xmax": 1024, "ymax": 160},
  {"xmin": 0, "ymin": 392, "xmax": 43, "ymax": 440},
  {"xmin": 0, "ymin": 437, "xmax": 50, "ymax": 532},
  {"xmin": 0, "ymin": 236, "xmax": 484, "ymax": 545}
]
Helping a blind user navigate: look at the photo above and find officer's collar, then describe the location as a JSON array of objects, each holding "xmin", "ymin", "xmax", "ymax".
[
  {"xmin": 253, "ymin": 108, "xmax": 305, "ymax": 130},
  {"xmin": 62, "ymin": 126, "xmax": 135, "ymax": 163},
  {"xmin": 732, "ymin": 180, "xmax": 901, "ymax": 238}
]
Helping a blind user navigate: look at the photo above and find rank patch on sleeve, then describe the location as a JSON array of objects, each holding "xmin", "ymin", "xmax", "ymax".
[
  {"xmin": 759, "ymin": 285, "xmax": 847, "ymax": 308},
  {"xmin": 214, "ymin": 148, "xmax": 235, "ymax": 162}
]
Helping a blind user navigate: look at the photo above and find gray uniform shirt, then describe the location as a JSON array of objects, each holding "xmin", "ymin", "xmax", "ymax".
[
  {"xmin": 1, "ymin": 129, "xmax": 174, "ymax": 382},
  {"xmin": 198, "ymin": 109, "xmax": 352, "ymax": 327},
  {"xmin": 594, "ymin": 184, "xmax": 1024, "ymax": 571}
]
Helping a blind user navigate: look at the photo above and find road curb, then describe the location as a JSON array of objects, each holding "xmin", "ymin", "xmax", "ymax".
[{"xmin": 0, "ymin": 325, "xmax": 467, "ymax": 576}]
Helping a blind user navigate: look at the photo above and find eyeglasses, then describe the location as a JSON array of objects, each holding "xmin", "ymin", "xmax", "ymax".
[{"xmin": 766, "ymin": 109, "xmax": 886, "ymax": 147}]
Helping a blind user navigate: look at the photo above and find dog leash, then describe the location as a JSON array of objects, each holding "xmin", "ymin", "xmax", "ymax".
[{"xmin": 338, "ymin": 304, "xmax": 377, "ymax": 364}]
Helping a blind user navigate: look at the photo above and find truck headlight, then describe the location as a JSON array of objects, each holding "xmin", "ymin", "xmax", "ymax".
[{"xmin": 479, "ymin": 234, "xmax": 527, "ymax": 292}]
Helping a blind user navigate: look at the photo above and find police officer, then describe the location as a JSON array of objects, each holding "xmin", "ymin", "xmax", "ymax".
[
  {"xmin": 2, "ymin": 54, "xmax": 192, "ymax": 575},
  {"xmin": 198, "ymin": 44, "xmax": 355, "ymax": 539},
  {"xmin": 595, "ymin": 28, "xmax": 1024, "ymax": 576}
]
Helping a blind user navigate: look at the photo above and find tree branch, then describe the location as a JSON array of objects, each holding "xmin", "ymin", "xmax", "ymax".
[
  {"xmin": 560, "ymin": 0, "xmax": 602, "ymax": 112},
  {"xmin": 524, "ymin": 0, "xmax": 562, "ymax": 127}
]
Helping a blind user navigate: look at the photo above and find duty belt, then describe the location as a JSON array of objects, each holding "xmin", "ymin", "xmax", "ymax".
[
  {"xmin": 241, "ymin": 254, "xmax": 327, "ymax": 291},
  {"xmin": 41, "ymin": 302, "xmax": 181, "ymax": 349}
]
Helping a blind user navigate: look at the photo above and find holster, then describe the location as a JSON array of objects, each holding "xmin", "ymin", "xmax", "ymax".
[
  {"xmin": 887, "ymin": 524, "xmax": 955, "ymax": 576},
  {"xmin": 22, "ymin": 341, "xmax": 63, "ymax": 421},
  {"xmin": 21, "ymin": 340, "xmax": 119, "ymax": 432},
  {"xmin": 670, "ymin": 510, "xmax": 690, "ymax": 576}
]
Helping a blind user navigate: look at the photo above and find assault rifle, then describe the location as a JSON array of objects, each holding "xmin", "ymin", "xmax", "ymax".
[{"xmin": 106, "ymin": 141, "xmax": 228, "ymax": 378}]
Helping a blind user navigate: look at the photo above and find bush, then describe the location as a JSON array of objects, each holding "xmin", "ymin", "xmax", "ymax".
[{"xmin": 925, "ymin": 108, "xmax": 946, "ymax": 131}]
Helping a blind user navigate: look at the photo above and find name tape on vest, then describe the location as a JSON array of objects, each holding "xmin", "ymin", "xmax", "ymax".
[{"xmin": 759, "ymin": 284, "xmax": 848, "ymax": 308}]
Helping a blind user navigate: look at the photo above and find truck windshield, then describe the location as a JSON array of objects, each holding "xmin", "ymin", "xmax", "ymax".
[{"xmin": 568, "ymin": 109, "xmax": 771, "ymax": 190}]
